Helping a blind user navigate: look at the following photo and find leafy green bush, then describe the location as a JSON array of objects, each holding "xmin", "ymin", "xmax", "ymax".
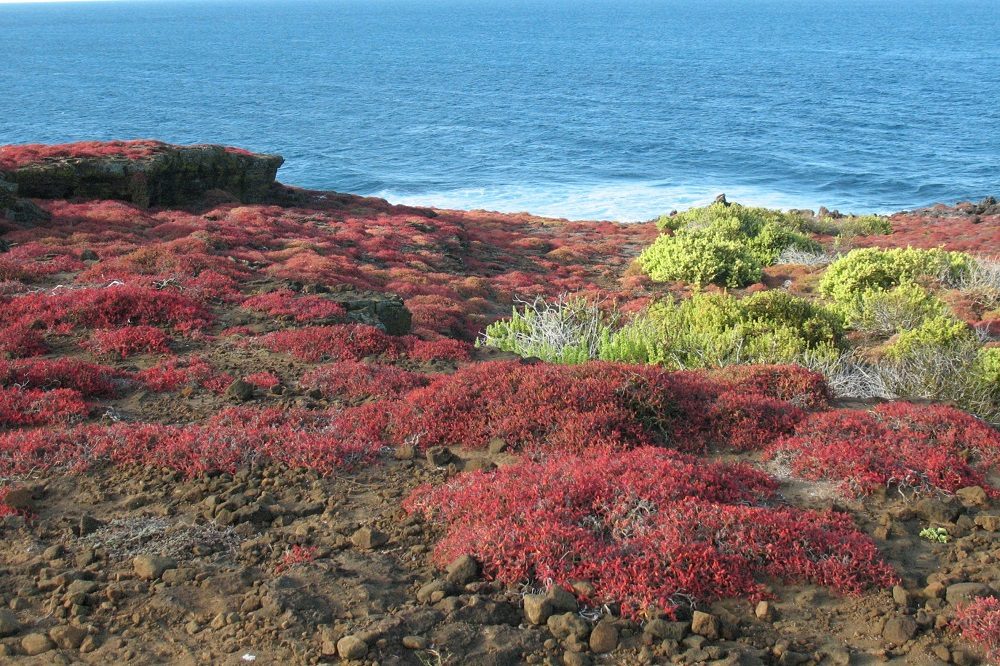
[
  {"xmin": 639, "ymin": 203, "xmax": 818, "ymax": 287},
  {"xmin": 819, "ymin": 247, "xmax": 971, "ymax": 305},
  {"xmin": 832, "ymin": 215, "xmax": 893, "ymax": 237},
  {"xmin": 482, "ymin": 291, "xmax": 843, "ymax": 370},
  {"xmin": 886, "ymin": 316, "xmax": 973, "ymax": 360},
  {"xmin": 848, "ymin": 284, "xmax": 946, "ymax": 337}
]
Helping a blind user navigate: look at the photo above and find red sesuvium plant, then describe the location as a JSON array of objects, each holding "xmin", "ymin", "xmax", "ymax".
[
  {"xmin": 0, "ymin": 386, "xmax": 87, "ymax": 427},
  {"xmin": 953, "ymin": 597, "xmax": 1000, "ymax": 664},
  {"xmin": 390, "ymin": 360, "xmax": 808, "ymax": 454},
  {"xmin": 85, "ymin": 326, "xmax": 172, "ymax": 359},
  {"xmin": 260, "ymin": 325, "xmax": 406, "ymax": 363},
  {"xmin": 766, "ymin": 402, "xmax": 1000, "ymax": 497},
  {"xmin": 404, "ymin": 447, "xmax": 898, "ymax": 619},
  {"xmin": 241, "ymin": 290, "xmax": 347, "ymax": 323},
  {"xmin": 136, "ymin": 356, "xmax": 233, "ymax": 394},
  {"xmin": 0, "ymin": 285, "xmax": 211, "ymax": 335},
  {"xmin": 0, "ymin": 140, "xmax": 169, "ymax": 170},
  {"xmin": 0, "ymin": 358, "xmax": 123, "ymax": 397},
  {"xmin": 713, "ymin": 364, "xmax": 830, "ymax": 409},
  {"xmin": 0, "ymin": 407, "xmax": 386, "ymax": 478},
  {"xmin": 274, "ymin": 545, "xmax": 319, "ymax": 574},
  {"xmin": 243, "ymin": 371, "xmax": 281, "ymax": 390},
  {"xmin": 299, "ymin": 361, "xmax": 428, "ymax": 402}
]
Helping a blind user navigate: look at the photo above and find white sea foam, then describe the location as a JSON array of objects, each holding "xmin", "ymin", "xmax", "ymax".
[{"xmin": 374, "ymin": 181, "xmax": 887, "ymax": 223}]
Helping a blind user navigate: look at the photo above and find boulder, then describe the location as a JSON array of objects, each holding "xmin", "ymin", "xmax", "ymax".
[
  {"xmin": 445, "ymin": 554, "xmax": 480, "ymax": 586},
  {"xmin": 523, "ymin": 594, "xmax": 552, "ymax": 625},
  {"xmin": 0, "ymin": 609, "xmax": 20, "ymax": 637},
  {"xmin": 691, "ymin": 610, "xmax": 720, "ymax": 639},
  {"xmin": 336, "ymin": 635, "xmax": 368, "ymax": 660},
  {"xmin": 1, "ymin": 143, "xmax": 282, "ymax": 207},
  {"xmin": 946, "ymin": 582, "xmax": 994, "ymax": 606},
  {"xmin": 589, "ymin": 619, "xmax": 619, "ymax": 653},
  {"xmin": 883, "ymin": 616, "xmax": 918, "ymax": 644},
  {"xmin": 133, "ymin": 554, "xmax": 177, "ymax": 581}
]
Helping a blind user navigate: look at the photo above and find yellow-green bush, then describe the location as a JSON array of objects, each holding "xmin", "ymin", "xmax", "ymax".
[
  {"xmin": 886, "ymin": 315, "xmax": 974, "ymax": 360},
  {"xmin": 819, "ymin": 247, "xmax": 971, "ymax": 304},
  {"xmin": 639, "ymin": 203, "xmax": 818, "ymax": 287},
  {"xmin": 848, "ymin": 284, "xmax": 947, "ymax": 336},
  {"xmin": 833, "ymin": 215, "xmax": 893, "ymax": 237}
]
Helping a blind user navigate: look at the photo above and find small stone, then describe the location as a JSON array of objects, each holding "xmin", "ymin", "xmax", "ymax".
[
  {"xmin": 1, "ymin": 487, "xmax": 35, "ymax": 511},
  {"xmin": 0, "ymin": 609, "xmax": 20, "ymax": 637},
  {"xmin": 924, "ymin": 581, "xmax": 946, "ymax": 599},
  {"xmin": 914, "ymin": 497, "xmax": 961, "ymax": 523},
  {"xmin": 133, "ymin": 554, "xmax": 177, "ymax": 581},
  {"xmin": 755, "ymin": 601, "xmax": 774, "ymax": 621},
  {"xmin": 416, "ymin": 580, "xmax": 449, "ymax": 603},
  {"xmin": 351, "ymin": 526, "xmax": 388, "ymax": 550},
  {"xmin": 892, "ymin": 586, "xmax": 911, "ymax": 607},
  {"xmin": 564, "ymin": 651, "xmax": 592, "ymax": 666},
  {"xmin": 931, "ymin": 645, "xmax": 950, "ymax": 662},
  {"xmin": 974, "ymin": 513, "xmax": 1000, "ymax": 532},
  {"xmin": 225, "ymin": 379, "xmax": 255, "ymax": 402},
  {"xmin": 547, "ymin": 612, "xmax": 590, "ymax": 641},
  {"xmin": 545, "ymin": 584, "xmax": 579, "ymax": 612},
  {"xmin": 487, "ymin": 438, "xmax": 508, "ymax": 454},
  {"xmin": 402, "ymin": 635, "xmax": 427, "ymax": 650},
  {"xmin": 336, "ymin": 635, "xmax": 368, "ymax": 660},
  {"xmin": 827, "ymin": 648, "xmax": 851, "ymax": 665},
  {"xmin": 956, "ymin": 486, "xmax": 988, "ymax": 508},
  {"xmin": 644, "ymin": 619, "xmax": 687, "ymax": 641},
  {"xmin": 21, "ymin": 633, "xmax": 55, "ymax": 656},
  {"xmin": 946, "ymin": 582, "xmax": 994, "ymax": 606},
  {"xmin": 80, "ymin": 249, "xmax": 99, "ymax": 261},
  {"xmin": 49, "ymin": 624, "xmax": 87, "ymax": 649},
  {"xmin": 426, "ymin": 446, "xmax": 454, "ymax": 466},
  {"xmin": 523, "ymin": 594, "xmax": 553, "ymax": 625},
  {"xmin": 79, "ymin": 635, "xmax": 99, "ymax": 653},
  {"xmin": 691, "ymin": 610, "xmax": 720, "ymax": 639},
  {"xmin": 883, "ymin": 616, "xmax": 918, "ymax": 645},
  {"xmin": 445, "ymin": 554, "xmax": 479, "ymax": 586},
  {"xmin": 589, "ymin": 619, "xmax": 619, "ymax": 654},
  {"xmin": 394, "ymin": 445, "xmax": 416, "ymax": 460}
]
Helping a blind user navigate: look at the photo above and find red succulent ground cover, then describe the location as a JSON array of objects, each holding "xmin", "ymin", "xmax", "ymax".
[
  {"xmin": 0, "ymin": 386, "xmax": 87, "ymax": 427},
  {"xmin": 389, "ymin": 361, "xmax": 812, "ymax": 454},
  {"xmin": 85, "ymin": 325, "xmax": 172, "ymax": 359},
  {"xmin": 299, "ymin": 361, "xmax": 429, "ymax": 402},
  {"xmin": 953, "ymin": 597, "xmax": 1000, "ymax": 663},
  {"xmin": 241, "ymin": 290, "xmax": 347, "ymax": 322},
  {"xmin": 0, "ymin": 407, "xmax": 384, "ymax": 478},
  {"xmin": 405, "ymin": 447, "xmax": 898, "ymax": 619},
  {"xmin": 0, "ymin": 140, "xmax": 169, "ymax": 170},
  {"xmin": 767, "ymin": 402, "xmax": 1000, "ymax": 497},
  {"xmin": 0, "ymin": 358, "xmax": 123, "ymax": 397}
]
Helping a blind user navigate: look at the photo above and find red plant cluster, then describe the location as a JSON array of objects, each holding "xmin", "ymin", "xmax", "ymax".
[
  {"xmin": 136, "ymin": 356, "xmax": 233, "ymax": 394},
  {"xmin": 390, "ymin": 361, "xmax": 808, "ymax": 454},
  {"xmin": 0, "ymin": 386, "xmax": 87, "ymax": 427},
  {"xmin": 299, "ymin": 361, "xmax": 428, "ymax": 402},
  {"xmin": 243, "ymin": 371, "xmax": 281, "ymax": 390},
  {"xmin": 241, "ymin": 290, "xmax": 346, "ymax": 323},
  {"xmin": 405, "ymin": 447, "xmax": 897, "ymax": 618},
  {"xmin": 0, "ymin": 407, "xmax": 384, "ymax": 478},
  {"xmin": 714, "ymin": 364, "xmax": 830, "ymax": 409},
  {"xmin": 953, "ymin": 597, "xmax": 1000, "ymax": 663},
  {"xmin": 767, "ymin": 402, "xmax": 1000, "ymax": 496},
  {"xmin": 274, "ymin": 545, "xmax": 319, "ymax": 574},
  {"xmin": 85, "ymin": 326, "xmax": 172, "ymax": 359},
  {"xmin": 0, "ymin": 285, "xmax": 211, "ymax": 337},
  {"xmin": 0, "ymin": 358, "xmax": 122, "ymax": 397},
  {"xmin": 260, "ymin": 325, "xmax": 405, "ymax": 363},
  {"xmin": 0, "ymin": 140, "xmax": 168, "ymax": 170}
]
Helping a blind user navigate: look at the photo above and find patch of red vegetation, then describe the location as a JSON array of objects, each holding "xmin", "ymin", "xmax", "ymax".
[
  {"xmin": 299, "ymin": 361, "xmax": 428, "ymax": 402},
  {"xmin": 136, "ymin": 356, "xmax": 232, "ymax": 394},
  {"xmin": 0, "ymin": 406, "xmax": 383, "ymax": 478},
  {"xmin": 0, "ymin": 285, "xmax": 211, "ymax": 336},
  {"xmin": 274, "ymin": 545, "xmax": 319, "ymax": 574},
  {"xmin": 954, "ymin": 597, "xmax": 1000, "ymax": 663},
  {"xmin": 260, "ymin": 324, "xmax": 405, "ymax": 363},
  {"xmin": 86, "ymin": 325, "xmax": 172, "ymax": 359},
  {"xmin": 713, "ymin": 364, "xmax": 830, "ymax": 409},
  {"xmin": 0, "ymin": 358, "xmax": 123, "ymax": 397},
  {"xmin": 0, "ymin": 386, "xmax": 87, "ymax": 427},
  {"xmin": 767, "ymin": 402, "xmax": 1000, "ymax": 497},
  {"xmin": 0, "ymin": 140, "xmax": 167, "ymax": 170},
  {"xmin": 243, "ymin": 371, "xmax": 281, "ymax": 390},
  {"xmin": 405, "ymin": 447, "xmax": 897, "ymax": 618},
  {"xmin": 859, "ymin": 213, "xmax": 1000, "ymax": 253},
  {"xmin": 240, "ymin": 290, "xmax": 346, "ymax": 323},
  {"xmin": 391, "ymin": 361, "xmax": 810, "ymax": 454}
]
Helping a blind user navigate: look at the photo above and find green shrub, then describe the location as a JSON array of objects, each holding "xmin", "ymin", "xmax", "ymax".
[
  {"xmin": 848, "ymin": 284, "xmax": 947, "ymax": 337},
  {"xmin": 639, "ymin": 203, "xmax": 819, "ymax": 287},
  {"xmin": 886, "ymin": 316, "xmax": 974, "ymax": 360},
  {"xmin": 832, "ymin": 215, "xmax": 893, "ymax": 237},
  {"xmin": 819, "ymin": 247, "xmax": 971, "ymax": 304},
  {"xmin": 482, "ymin": 291, "xmax": 844, "ymax": 370}
]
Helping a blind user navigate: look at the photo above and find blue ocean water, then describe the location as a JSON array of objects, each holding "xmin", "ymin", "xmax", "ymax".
[{"xmin": 1, "ymin": 0, "xmax": 999, "ymax": 221}]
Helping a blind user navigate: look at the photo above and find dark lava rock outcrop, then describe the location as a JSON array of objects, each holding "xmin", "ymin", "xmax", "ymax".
[{"xmin": 0, "ymin": 144, "xmax": 283, "ymax": 207}]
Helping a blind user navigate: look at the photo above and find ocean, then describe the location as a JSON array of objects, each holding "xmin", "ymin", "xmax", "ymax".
[{"xmin": 2, "ymin": 0, "xmax": 999, "ymax": 221}]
